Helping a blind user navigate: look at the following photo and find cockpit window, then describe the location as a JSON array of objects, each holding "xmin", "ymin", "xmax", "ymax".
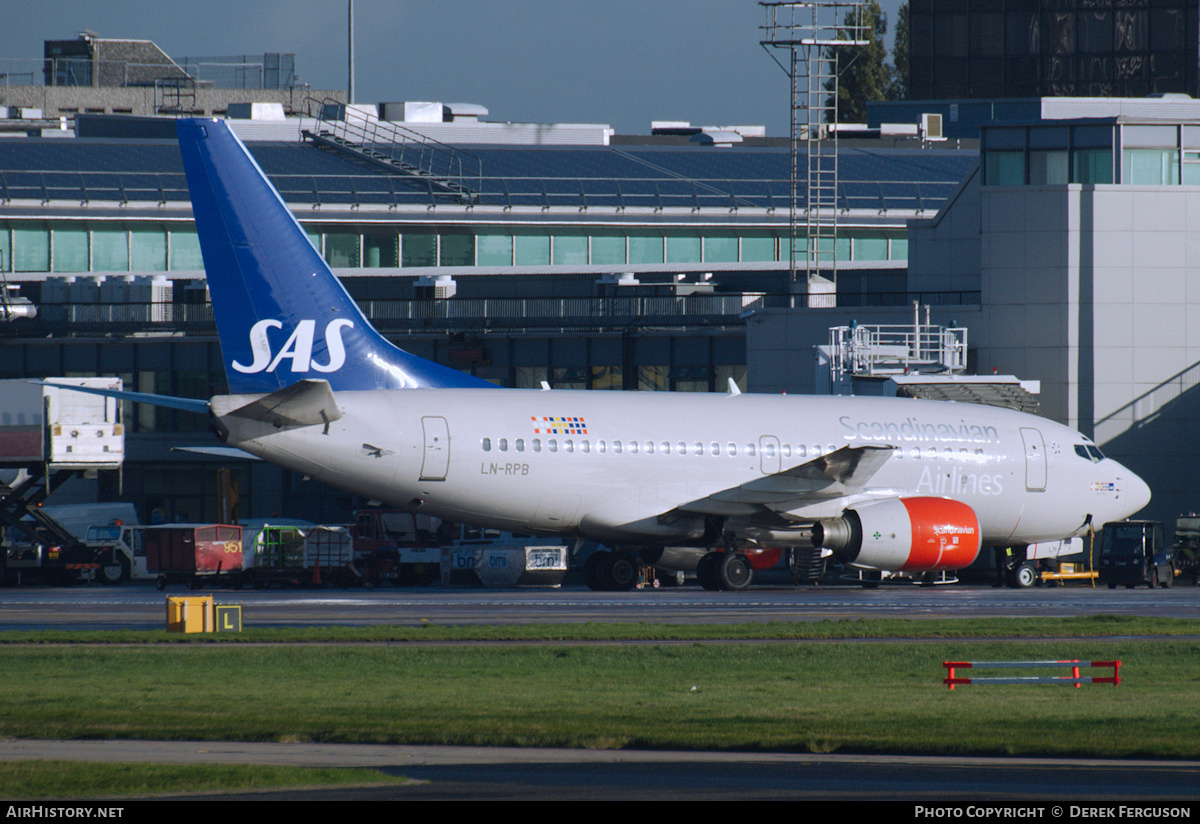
[{"xmin": 1074, "ymin": 444, "xmax": 1105, "ymax": 463}]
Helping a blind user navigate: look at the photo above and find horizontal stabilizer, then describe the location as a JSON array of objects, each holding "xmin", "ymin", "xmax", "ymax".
[
  {"xmin": 214, "ymin": 379, "xmax": 343, "ymax": 428},
  {"xmin": 30, "ymin": 381, "xmax": 210, "ymax": 415},
  {"xmin": 172, "ymin": 446, "xmax": 262, "ymax": 461},
  {"xmin": 676, "ymin": 444, "xmax": 895, "ymax": 515}
]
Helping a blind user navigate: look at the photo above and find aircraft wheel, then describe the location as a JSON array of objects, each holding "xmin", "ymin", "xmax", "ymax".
[
  {"xmin": 697, "ymin": 552, "xmax": 722, "ymax": 591},
  {"xmin": 717, "ymin": 552, "xmax": 753, "ymax": 591},
  {"xmin": 1162, "ymin": 568, "xmax": 1173, "ymax": 588},
  {"xmin": 155, "ymin": 575, "xmax": 168, "ymax": 591},
  {"xmin": 655, "ymin": 568, "xmax": 685, "ymax": 587},
  {"xmin": 607, "ymin": 550, "xmax": 639, "ymax": 592},
  {"xmin": 582, "ymin": 551, "xmax": 610, "ymax": 591},
  {"xmin": 1013, "ymin": 563, "xmax": 1038, "ymax": 589},
  {"xmin": 97, "ymin": 556, "xmax": 129, "ymax": 585}
]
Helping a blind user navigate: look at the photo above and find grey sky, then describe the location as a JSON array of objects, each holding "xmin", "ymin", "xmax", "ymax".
[{"xmin": 0, "ymin": 0, "xmax": 905, "ymax": 136}]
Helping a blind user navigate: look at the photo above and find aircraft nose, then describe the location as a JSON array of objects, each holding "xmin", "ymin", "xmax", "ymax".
[{"xmin": 1118, "ymin": 465, "xmax": 1152, "ymax": 517}]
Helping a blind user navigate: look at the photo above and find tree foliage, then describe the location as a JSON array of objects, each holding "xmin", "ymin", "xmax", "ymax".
[
  {"xmin": 825, "ymin": 0, "xmax": 891, "ymax": 123},
  {"xmin": 824, "ymin": 1, "xmax": 910, "ymax": 122}
]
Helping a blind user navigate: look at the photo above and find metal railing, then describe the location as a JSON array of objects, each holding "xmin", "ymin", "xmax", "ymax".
[
  {"xmin": 2, "ymin": 292, "xmax": 982, "ymax": 338},
  {"xmin": 829, "ymin": 321, "xmax": 969, "ymax": 378},
  {"xmin": 304, "ymin": 97, "xmax": 482, "ymax": 203},
  {"xmin": 0, "ymin": 56, "xmax": 304, "ymax": 91},
  {"xmin": 0, "ymin": 166, "xmax": 958, "ymax": 215}
]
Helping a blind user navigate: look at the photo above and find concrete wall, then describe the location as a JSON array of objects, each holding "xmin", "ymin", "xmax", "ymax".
[
  {"xmin": 746, "ymin": 305, "xmax": 981, "ymax": 395},
  {"xmin": 906, "ymin": 164, "xmax": 983, "ymax": 295},
  {"xmin": 975, "ymin": 183, "xmax": 1200, "ymax": 523}
]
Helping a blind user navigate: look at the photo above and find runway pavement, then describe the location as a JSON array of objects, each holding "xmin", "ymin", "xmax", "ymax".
[
  {"xmin": 2, "ymin": 579, "xmax": 1199, "ymax": 630},
  {"xmin": 2, "ymin": 739, "xmax": 1199, "ymax": 801},
  {"xmin": 2, "ymin": 581, "xmax": 1198, "ymax": 801}
]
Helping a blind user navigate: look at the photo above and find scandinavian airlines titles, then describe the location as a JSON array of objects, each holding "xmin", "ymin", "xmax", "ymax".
[{"xmin": 840, "ymin": 415, "xmax": 1000, "ymax": 445}]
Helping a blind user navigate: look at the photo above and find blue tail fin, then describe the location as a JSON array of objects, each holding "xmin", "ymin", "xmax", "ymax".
[{"xmin": 175, "ymin": 118, "xmax": 495, "ymax": 394}]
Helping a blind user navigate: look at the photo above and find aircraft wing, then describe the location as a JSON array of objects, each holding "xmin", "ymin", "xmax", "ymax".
[{"xmin": 675, "ymin": 444, "xmax": 895, "ymax": 516}]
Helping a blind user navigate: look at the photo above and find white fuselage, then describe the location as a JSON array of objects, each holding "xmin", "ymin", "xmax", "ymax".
[{"xmin": 213, "ymin": 389, "xmax": 1149, "ymax": 551}]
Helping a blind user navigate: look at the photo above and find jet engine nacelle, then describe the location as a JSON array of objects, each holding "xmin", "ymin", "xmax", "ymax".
[{"xmin": 813, "ymin": 497, "xmax": 981, "ymax": 572}]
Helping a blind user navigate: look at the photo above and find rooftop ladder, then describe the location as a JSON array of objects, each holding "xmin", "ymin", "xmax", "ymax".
[{"xmin": 302, "ymin": 97, "xmax": 481, "ymax": 204}]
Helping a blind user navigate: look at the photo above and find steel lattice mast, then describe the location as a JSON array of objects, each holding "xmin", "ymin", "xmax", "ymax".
[{"xmin": 760, "ymin": 2, "xmax": 869, "ymax": 308}]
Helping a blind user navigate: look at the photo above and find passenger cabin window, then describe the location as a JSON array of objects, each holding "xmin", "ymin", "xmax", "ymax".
[{"xmin": 482, "ymin": 438, "xmax": 491, "ymax": 452}]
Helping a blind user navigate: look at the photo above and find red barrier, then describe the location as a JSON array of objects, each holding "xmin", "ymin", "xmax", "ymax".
[{"xmin": 943, "ymin": 660, "xmax": 1121, "ymax": 690}]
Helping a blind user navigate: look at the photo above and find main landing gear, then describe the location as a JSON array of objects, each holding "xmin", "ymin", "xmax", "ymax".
[{"xmin": 696, "ymin": 550, "xmax": 753, "ymax": 591}]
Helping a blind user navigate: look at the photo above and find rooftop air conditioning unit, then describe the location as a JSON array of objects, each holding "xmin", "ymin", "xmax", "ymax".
[{"xmin": 921, "ymin": 113, "xmax": 944, "ymax": 140}]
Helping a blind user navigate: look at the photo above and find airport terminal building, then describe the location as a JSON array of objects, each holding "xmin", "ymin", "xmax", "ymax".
[
  {"xmin": 0, "ymin": 98, "xmax": 975, "ymax": 523},
  {"xmin": 2, "ymin": 26, "xmax": 1199, "ymax": 528}
]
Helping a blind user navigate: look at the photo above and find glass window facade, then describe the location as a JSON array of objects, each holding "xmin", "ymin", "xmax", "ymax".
[
  {"xmin": 514, "ymin": 231, "xmax": 550, "ymax": 266},
  {"xmin": 130, "ymin": 226, "xmax": 166, "ymax": 271},
  {"xmin": 0, "ymin": 221, "xmax": 910, "ymax": 275},
  {"xmin": 325, "ymin": 233, "xmax": 361, "ymax": 267},
  {"xmin": 590, "ymin": 232, "xmax": 625, "ymax": 266},
  {"xmin": 363, "ymin": 231, "xmax": 399, "ymax": 267},
  {"xmin": 169, "ymin": 230, "xmax": 204, "ymax": 271},
  {"xmin": 439, "ymin": 234, "xmax": 473, "ymax": 267},
  {"xmin": 92, "ymin": 227, "xmax": 128, "ymax": 271},
  {"xmin": 52, "ymin": 225, "xmax": 89, "ymax": 272},
  {"xmin": 13, "ymin": 224, "xmax": 50, "ymax": 272},
  {"xmin": 552, "ymin": 233, "xmax": 588, "ymax": 266}
]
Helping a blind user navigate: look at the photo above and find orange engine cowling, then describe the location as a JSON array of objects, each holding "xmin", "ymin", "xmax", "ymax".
[{"xmin": 812, "ymin": 497, "xmax": 982, "ymax": 572}]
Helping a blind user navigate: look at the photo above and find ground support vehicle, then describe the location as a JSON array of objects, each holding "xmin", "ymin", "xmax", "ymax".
[
  {"xmin": 1, "ymin": 523, "xmax": 102, "ymax": 586},
  {"xmin": 0, "ymin": 379, "xmax": 124, "ymax": 586},
  {"xmin": 244, "ymin": 523, "xmax": 362, "ymax": 588},
  {"xmin": 352, "ymin": 510, "xmax": 450, "ymax": 586},
  {"xmin": 144, "ymin": 524, "xmax": 244, "ymax": 590},
  {"xmin": 84, "ymin": 523, "xmax": 150, "ymax": 584},
  {"xmin": 1172, "ymin": 515, "xmax": 1200, "ymax": 584},
  {"xmin": 1097, "ymin": 520, "xmax": 1175, "ymax": 589},
  {"xmin": 987, "ymin": 538, "xmax": 1093, "ymax": 588}
]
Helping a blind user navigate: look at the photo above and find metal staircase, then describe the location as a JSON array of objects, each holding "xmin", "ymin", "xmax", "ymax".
[
  {"xmin": 0, "ymin": 469, "xmax": 80, "ymax": 549},
  {"xmin": 302, "ymin": 98, "xmax": 481, "ymax": 204}
]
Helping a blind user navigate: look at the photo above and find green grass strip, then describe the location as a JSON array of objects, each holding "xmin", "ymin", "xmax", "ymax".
[
  {"xmin": 2, "ymin": 638, "xmax": 1198, "ymax": 758},
  {"xmin": 1, "ymin": 615, "xmax": 1198, "ymax": 644},
  {"xmin": 0, "ymin": 761, "xmax": 410, "ymax": 799}
]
